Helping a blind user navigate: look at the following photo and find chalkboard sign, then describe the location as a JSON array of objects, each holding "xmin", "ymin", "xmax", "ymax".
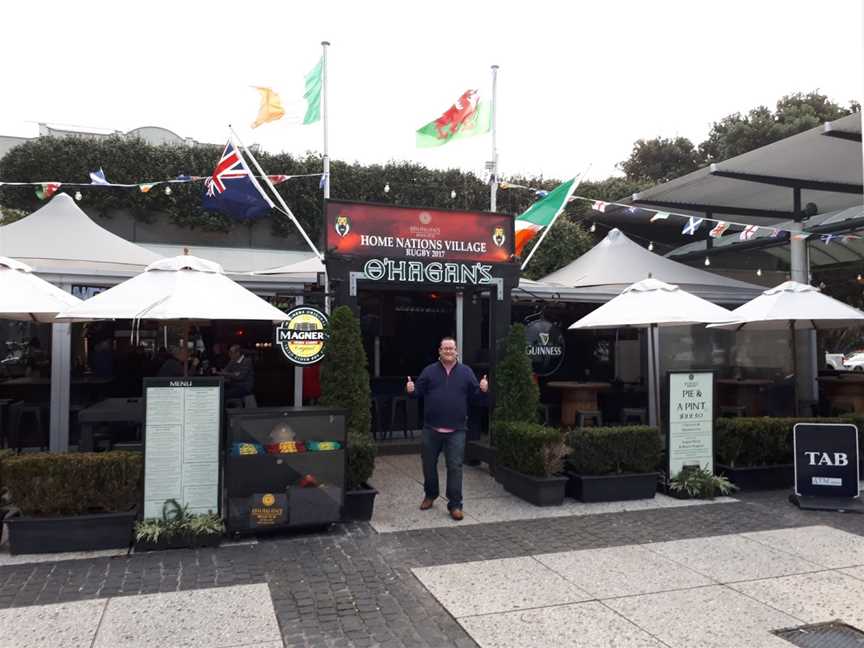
[{"xmin": 793, "ymin": 423, "xmax": 859, "ymax": 499}]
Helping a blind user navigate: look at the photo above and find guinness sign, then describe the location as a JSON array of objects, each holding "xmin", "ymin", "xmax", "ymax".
[{"xmin": 525, "ymin": 318, "xmax": 565, "ymax": 376}]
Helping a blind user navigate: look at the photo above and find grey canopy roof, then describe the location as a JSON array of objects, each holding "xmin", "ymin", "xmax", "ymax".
[
  {"xmin": 0, "ymin": 193, "xmax": 162, "ymax": 273},
  {"xmin": 629, "ymin": 112, "xmax": 862, "ymax": 223},
  {"xmin": 516, "ymin": 228, "xmax": 763, "ymax": 304}
]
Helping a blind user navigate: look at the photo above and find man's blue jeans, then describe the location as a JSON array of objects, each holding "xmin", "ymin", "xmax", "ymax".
[{"xmin": 421, "ymin": 427, "xmax": 466, "ymax": 511}]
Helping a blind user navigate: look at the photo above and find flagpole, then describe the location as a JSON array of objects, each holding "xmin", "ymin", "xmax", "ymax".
[
  {"xmin": 321, "ymin": 40, "xmax": 331, "ymax": 314},
  {"xmin": 229, "ymin": 126, "xmax": 322, "ymax": 260},
  {"xmin": 520, "ymin": 175, "xmax": 582, "ymax": 271},
  {"xmin": 489, "ymin": 64, "xmax": 499, "ymax": 212}
]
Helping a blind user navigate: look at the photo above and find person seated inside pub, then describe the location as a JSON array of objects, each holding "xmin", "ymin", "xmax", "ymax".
[
  {"xmin": 218, "ymin": 344, "xmax": 255, "ymax": 400},
  {"xmin": 157, "ymin": 345, "xmax": 188, "ymax": 377}
]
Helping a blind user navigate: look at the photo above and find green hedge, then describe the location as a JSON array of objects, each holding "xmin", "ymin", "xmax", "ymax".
[
  {"xmin": 716, "ymin": 416, "xmax": 864, "ymax": 467},
  {"xmin": 566, "ymin": 426, "xmax": 662, "ymax": 476},
  {"xmin": 347, "ymin": 432, "xmax": 377, "ymax": 490},
  {"xmin": 1, "ymin": 451, "xmax": 143, "ymax": 516},
  {"xmin": 494, "ymin": 421, "xmax": 567, "ymax": 477}
]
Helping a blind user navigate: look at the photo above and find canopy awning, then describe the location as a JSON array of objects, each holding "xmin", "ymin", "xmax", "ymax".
[
  {"xmin": 629, "ymin": 112, "xmax": 862, "ymax": 223},
  {"xmin": 515, "ymin": 228, "xmax": 764, "ymax": 305}
]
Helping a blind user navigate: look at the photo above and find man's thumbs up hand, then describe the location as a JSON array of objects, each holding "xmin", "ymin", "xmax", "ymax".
[
  {"xmin": 406, "ymin": 376, "xmax": 415, "ymax": 394},
  {"xmin": 479, "ymin": 374, "xmax": 489, "ymax": 392}
]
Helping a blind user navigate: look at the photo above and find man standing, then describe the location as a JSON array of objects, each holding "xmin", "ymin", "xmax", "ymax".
[
  {"xmin": 406, "ymin": 337, "xmax": 488, "ymax": 521},
  {"xmin": 219, "ymin": 344, "xmax": 255, "ymax": 400}
]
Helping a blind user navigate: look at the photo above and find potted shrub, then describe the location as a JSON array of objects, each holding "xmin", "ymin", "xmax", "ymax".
[
  {"xmin": 494, "ymin": 421, "xmax": 569, "ymax": 506},
  {"xmin": 134, "ymin": 499, "xmax": 223, "ymax": 551},
  {"xmin": 2, "ymin": 451, "xmax": 142, "ymax": 554},
  {"xmin": 669, "ymin": 466, "xmax": 737, "ymax": 500},
  {"xmin": 565, "ymin": 426, "xmax": 662, "ymax": 502},
  {"xmin": 320, "ymin": 306, "xmax": 378, "ymax": 521},
  {"xmin": 473, "ymin": 324, "xmax": 541, "ymax": 478}
]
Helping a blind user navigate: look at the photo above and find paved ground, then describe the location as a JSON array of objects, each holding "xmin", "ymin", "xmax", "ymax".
[{"xmin": 1, "ymin": 457, "xmax": 863, "ymax": 647}]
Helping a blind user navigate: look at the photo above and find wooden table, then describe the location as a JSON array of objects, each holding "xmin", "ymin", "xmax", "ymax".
[
  {"xmin": 546, "ymin": 382, "xmax": 611, "ymax": 426},
  {"xmin": 817, "ymin": 375, "xmax": 864, "ymax": 414},
  {"xmin": 716, "ymin": 379, "xmax": 774, "ymax": 416},
  {"xmin": 78, "ymin": 397, "xmax": 144, "ymax": 451}
]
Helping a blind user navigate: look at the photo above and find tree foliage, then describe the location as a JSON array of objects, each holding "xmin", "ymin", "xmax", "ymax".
[
  {"xmin": 619, "ymin": 91, "xmax": 858, "ymax": 183},
  {"xmin": 492, "ymin": 323, "xmax": 540, "ymax": 424},
  {"xmin": 619, "ymin": 137, "xmax": 702, "ymax": 184}
]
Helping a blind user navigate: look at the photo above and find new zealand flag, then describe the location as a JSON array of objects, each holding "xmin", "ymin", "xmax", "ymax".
[{"xmin": 202, "ymin": 141, "xmax": 274, "ymax": 219}]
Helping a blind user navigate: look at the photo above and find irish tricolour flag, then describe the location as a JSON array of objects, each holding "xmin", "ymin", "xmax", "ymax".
[{"xmin": 515, "ymin": 177, "xmax": 580, "ymax": 256}]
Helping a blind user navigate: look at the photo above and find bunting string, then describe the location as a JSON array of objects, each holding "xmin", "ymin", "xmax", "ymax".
[{"xmin": 498, "ymin": 181, "xmax": 861, "ymax": 244}]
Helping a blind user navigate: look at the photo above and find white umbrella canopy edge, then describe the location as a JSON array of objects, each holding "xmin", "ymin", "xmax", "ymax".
[
  {"xmin": 569, "ymin": 278, "xmax": 733, "ymax": 330},
  {"xmin": 0, "ymin": 256, "xmax": 83, "ymax": 322},
  {"xmin": 567, "ymin": 277, "xmax": 732, "ymax": 433},
  {"xmin": 707, "ymin": 281, "xmax": 864, "ymax": 331},
  {"xmin": 55, "ymin": 254, "xmax": 290, "ymax": 323}
]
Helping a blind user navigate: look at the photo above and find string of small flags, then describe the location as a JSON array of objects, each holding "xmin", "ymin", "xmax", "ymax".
[
  {"xmin": 0, "ymin": 170, "xmax": 326, "ymax": 201},
  {"xmin": 498, "ymin": 181, "xmax": 858, "ymax": 244}
]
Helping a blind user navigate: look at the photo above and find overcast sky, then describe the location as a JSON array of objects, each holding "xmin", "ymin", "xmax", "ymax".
[{"xmin": 1, "ymin": 1, "xmax": 861, "ymax": 183}]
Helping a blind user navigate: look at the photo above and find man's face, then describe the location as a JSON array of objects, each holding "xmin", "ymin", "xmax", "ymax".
[
  {"xmin": 229, "ymin": 347, "xmax": 240, "ymax": 361},
  {"xmin": 439, "ymin": 340, "xmax": 457, "ymax": 363}
]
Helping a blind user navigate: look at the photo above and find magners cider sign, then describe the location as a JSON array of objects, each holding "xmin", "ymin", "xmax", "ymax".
[{"xmin": 276, "ymin": 307, "xmax": 328, "ymax": 366}]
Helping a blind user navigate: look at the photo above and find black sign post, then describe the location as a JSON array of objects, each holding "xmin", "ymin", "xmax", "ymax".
[{"xmin": 791, "ymin": 423, "xmax": 862, "ymax": 512}]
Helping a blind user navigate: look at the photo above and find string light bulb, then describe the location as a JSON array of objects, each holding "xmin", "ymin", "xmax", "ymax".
[
  {"xmin": 589, "ymin": 222, "xmax": 596, "ymax": 233},
  {"xmin": 164, "ymin": 185, "xmax": 172, "ymax": 196},
  {"xmin": 74, "ymin": 191, "xmax": 82, "ymax": 201},
  {"xmin": 648, "ymin": 241, "xmax": 654, "ymax": 252},
  {"xmin": 858, "ymin": 273, "xmax": 862, "ymax": 282},
  {"xmin": 450, "ymin": 189, "xmax": 456, "ymax": 199},
  {"xmin": 383, "ymin": 183, "xmax": 390, "ymax": 194},
  {"xmin": 704, "ymin": 257, "xmax": 711, "ymax": 267},
  {"xmin": 756, "ymin": 268, "xmax": 762, "ymax": 277}
]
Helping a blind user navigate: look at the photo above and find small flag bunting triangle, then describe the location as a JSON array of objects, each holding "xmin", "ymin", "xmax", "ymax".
[
  {"xmin": 89, "ymin": 168, "xmax": 109, "ymax": 185},
  {"xmin": 35, "ymin": 182, "xmax": 61, "ymax": 200},
  {"xmin": 591, "ymin": 200, "xmax": 608, "ymax": 212},
  {"xmin": 739, "ymin": 225, "xmax": 759, "ymax": 241},
  {"xmin": 650, "ymin": 211, "xmax": 670, "ymax": 222},
  {"xmin": 709, "ymin": 222, "xmax": 730, "ymax": 238},
  {"xmin": 138, "ymin": 183, "xmax": 156, "ymax": 193},
  {"xmin": 682, "ymin": 217, "xmax": 703, "ymax": 235}
]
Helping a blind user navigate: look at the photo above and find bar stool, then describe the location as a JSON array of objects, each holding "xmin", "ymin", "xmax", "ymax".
[
  {"xmin": 389, "ymin": 396, "xmax": 418, "ymax": 439},
  {"xmin": 621, "ymin": 408, "xmax": 647, "ymax": 425},
  {"xmin": 577, "ymin": 410, "xmax": 603, "ymax": 428},
  {"xmin": 8, "ymin": 401, "xmax": 49, "ymax": 452},
  {"xmin": 719, "ymin": 405, "xmax": 747, "ymax": 418},
  {"xmin": 539, "ymin": 403, "xmax": 560, "ymax": 426}
]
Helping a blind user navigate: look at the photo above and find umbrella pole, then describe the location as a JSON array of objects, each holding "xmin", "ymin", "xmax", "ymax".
[
  {"xmin": 652, "ymin": 323, "xmax": 662, "ymax": 433},
  {"xmin": 790, "ymin": 320, "xmax": 799, "ymax": 417},
  {"xmin": 183, "ymin": 322, "xmax": 190, "ymax": 377}
]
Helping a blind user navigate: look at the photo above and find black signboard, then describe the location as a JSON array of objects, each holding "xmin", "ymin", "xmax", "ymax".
[
  {"xmin": 524, "ymin": 318, "xmax": 565, "ymax": 377},
  {"xmin": 793, "ymin": 423, "xmax": 860, "ymax": 500}
]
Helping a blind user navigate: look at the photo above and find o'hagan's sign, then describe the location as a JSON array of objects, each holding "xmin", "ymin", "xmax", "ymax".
[{"xmin": 325, "ymin": 201, "xmax": 514, "ymax": 264}]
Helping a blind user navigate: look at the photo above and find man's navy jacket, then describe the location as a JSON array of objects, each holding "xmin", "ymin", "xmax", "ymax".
[{"xmin": 413, "ymin": 361, "xmax": 484, "ymax": 431}]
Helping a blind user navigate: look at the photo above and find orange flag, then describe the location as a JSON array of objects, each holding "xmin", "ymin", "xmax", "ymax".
[{"xmin": 251, "ymin": 87, "xmax": 285, "ymax": 128}]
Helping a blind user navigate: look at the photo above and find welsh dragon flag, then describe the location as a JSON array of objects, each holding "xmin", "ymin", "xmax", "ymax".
[
  {"xmin": 416, "ymin": 89, "xmax": 491, "ymax": 147},
  {"xmin": 515, "ymin": 177, "xmax": 580, "ymax": 256}
]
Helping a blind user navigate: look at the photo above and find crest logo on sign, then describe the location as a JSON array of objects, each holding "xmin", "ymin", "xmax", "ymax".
[
  {"xmin": 276, "ymin": 307, "xmax": 328, "ymax": 366},
  {"xmin": 334, "ymin": 214, "xmax": 351, "ymax": 237},
  {"xmin": 492, "ymin": 226, "xmax": 506, "ymax": 247}
]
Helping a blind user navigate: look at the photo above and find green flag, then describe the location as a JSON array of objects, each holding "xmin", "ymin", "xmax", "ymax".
[
  {"xmin": 515, "ymin": 177, "xmax": 580, "ymax": 256},
  {"xmin": 303, "ymin": 57, "xmax": 323, "ymax": 125},
  {"xmin": 416, "ymin": 89, "xmax": 491, "ymax": 148}
]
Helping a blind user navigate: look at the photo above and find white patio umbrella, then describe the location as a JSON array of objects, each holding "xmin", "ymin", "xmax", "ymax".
[
  {"xmin": 56, "ymin": 254, "xmax": 290, "ymax": 323},
  {"xmin": 0, "ymin": 256, "xmax": 82, "ymax": 321},
  {"xmin": 56, "ymin": 254, "xmax": 290, "ymax": 375},
  {"xmin": 708, "ymin": 281, "xmax": 864, "ymax": 414},
  {"xmin": 569, "ymin": 277, "xmax": 732, "ymax": 428}
]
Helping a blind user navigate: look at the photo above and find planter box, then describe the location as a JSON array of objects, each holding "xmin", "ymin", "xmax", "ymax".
[
  {"xmin": 5, "ymin": 510, "xmax": 136, "ymax": 555},
  {"xmin": 466, "ymin": 441, "xmax": 497, "ymax": 480},
  {"xmin": 135, "ymin": 533, "xmax": 222, "ymax": 552},
  {"xmin": 343, "ymin": 484, "xmax": 378, "ymax": 521},
  {"xmin": 717, "ymin": 463, "xmax": 794, "ymax": 491},
  {"xmin": 496, "ymin": 464, "xmax": 567, "ymax": 507},
  {"xmin": 566, "ymin": 472, "xmax": 658, "ymax": 503}
]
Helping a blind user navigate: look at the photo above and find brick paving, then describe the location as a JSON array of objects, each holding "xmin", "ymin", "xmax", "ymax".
[{"xmin": 2, "ymin": 491, "xmax": 864, "ymax": 647}]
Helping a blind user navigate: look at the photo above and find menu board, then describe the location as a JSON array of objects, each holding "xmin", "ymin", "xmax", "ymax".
[
  {"xmin": 667, "ymin": 371, "xmax": 715, "ymax": 478},
  {"xmin": 143, "ymin": 377, "xmax": 222, "ymax": 518}
]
